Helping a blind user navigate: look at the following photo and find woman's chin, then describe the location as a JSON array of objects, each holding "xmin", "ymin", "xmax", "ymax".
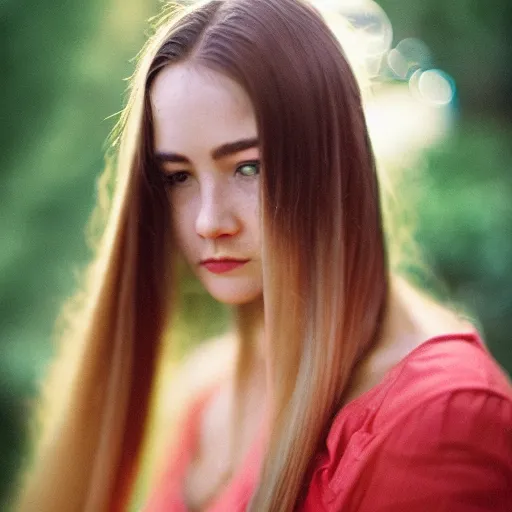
[{"xmin": 203, "ymin": 279, "xmax": 263, "ymax": 306}]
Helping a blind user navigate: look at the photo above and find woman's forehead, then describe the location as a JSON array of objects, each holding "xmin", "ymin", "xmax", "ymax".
[{"xmin": 150, "ymin": 63, "xmax": 257, "ymax": 155}]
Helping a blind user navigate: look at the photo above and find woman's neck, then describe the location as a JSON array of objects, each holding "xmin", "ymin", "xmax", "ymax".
[
  {"xmin": 233, "ymin": 296, "xmax": 268, "ymax": 415},
  {"xmin": 235, "ymin": 296, "xmax": 266, "ymax": 367}
]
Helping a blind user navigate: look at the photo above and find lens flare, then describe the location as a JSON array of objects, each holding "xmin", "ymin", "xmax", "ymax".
[{"xmin": 410, "ymin": 69, "xmax": 456, "ymax": 106}]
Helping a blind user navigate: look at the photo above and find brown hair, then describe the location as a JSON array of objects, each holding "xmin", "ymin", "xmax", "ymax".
[{"xmin": 16, "ymin": 1, "xmax": 388, "ymax": 510}]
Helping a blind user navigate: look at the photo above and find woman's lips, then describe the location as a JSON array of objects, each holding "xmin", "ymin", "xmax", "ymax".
[{"xmin": 200, "ymin": 259, "xmax": 249, "ymax": 274}]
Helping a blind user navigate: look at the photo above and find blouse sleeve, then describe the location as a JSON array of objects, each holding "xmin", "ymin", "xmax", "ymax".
[{"xmin": 347, "ymin": 389, "xmax": 512, "ymax": 512}]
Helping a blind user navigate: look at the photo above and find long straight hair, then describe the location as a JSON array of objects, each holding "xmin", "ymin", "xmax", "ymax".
[{"xmin": 16, "ymin": 1, "xmax": 388, "ymax": 510}]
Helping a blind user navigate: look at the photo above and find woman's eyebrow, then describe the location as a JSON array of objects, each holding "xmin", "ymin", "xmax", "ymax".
[
  {"xmin": 210, "ymin": 137, "xmax": 259, "ymax": 160},
  {"xmin": 154, "ymin": 152, "xmax": 189, "ymax": 164},
  {"xmin": 154, "ymin": 137, "xmax": 259, "ymax": 164}
]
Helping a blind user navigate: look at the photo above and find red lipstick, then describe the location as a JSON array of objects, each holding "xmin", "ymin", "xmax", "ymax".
[{"xmin": 201, "ymin": 259, "xmax": 249, "ymax": 274}]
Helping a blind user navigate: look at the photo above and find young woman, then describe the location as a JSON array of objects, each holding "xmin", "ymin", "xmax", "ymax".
[{"xmin": 16, "ymin": 0, "xmax": 512, "ymax": 511}]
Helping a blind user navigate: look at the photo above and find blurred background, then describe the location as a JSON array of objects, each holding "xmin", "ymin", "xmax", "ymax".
[{"xmin": 1, "ymin": 0, "xmax": 511, "ymax": 507}]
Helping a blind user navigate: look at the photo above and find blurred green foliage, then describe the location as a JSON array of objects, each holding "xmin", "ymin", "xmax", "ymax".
[
  {"xmin": 1, "ymin": 0, "xmax": 161, "ymax": 506},
  {"xmin": 416, "ymin": 122, "xmax": 512, "ymax": 369},
  {"xmin": 1, "ymin": 0, "xmax": 511, "ymax": 508}
]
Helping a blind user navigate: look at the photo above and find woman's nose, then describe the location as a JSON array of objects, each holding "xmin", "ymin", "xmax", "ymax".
[{"xmin": 195, "ymin": 190, "xmax": 240, "ymax": 240}]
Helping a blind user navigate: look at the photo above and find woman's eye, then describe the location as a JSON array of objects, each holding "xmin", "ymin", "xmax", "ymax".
[
  {"xmin": 165, "ymin": 171, "xmax": 190, "ymax": 187},
  {"xmin": 236, "ymin": 161, "xmax": 260, "ymax": 177}
]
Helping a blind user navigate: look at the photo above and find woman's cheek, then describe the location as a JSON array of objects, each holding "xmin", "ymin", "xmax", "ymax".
[{"xmin": 170, "ymin": 197, "xmax": 196, "ymax": 255}]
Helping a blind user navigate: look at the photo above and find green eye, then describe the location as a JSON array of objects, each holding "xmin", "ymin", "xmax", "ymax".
[{"xmin": 237, "ymin": 161, "xmax": 260, "ymax": 177}]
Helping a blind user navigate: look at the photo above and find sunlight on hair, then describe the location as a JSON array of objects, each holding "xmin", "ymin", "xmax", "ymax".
[
  {"xmin": 311, "ymin": 0, "xmax": 392, "ymax": 96},
  {"xmin": 316, "ymin": 0, "xmax": 393, "ymax": 77}
]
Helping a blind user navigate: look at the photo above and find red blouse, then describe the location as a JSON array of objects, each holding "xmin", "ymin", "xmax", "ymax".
[{"xmin": 144, "ymin": 333, "xmax": 512, "ymax": 511}]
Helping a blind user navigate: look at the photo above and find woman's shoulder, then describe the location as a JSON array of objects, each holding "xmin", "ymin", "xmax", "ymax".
[
  {"xmin": 361, "ymin": 279, "xmax": 512, "ymax": 428},
  {"xmin": 305, "ymin": 334, "xmax": 512, "ymax": 511},
  {"xmin": 374, "ymin": 332, "xmax": 512, "ymax": 424},
  {"xmin": 331, "ymin": 332, "xmax": 512, "ymax": 439},
  {"xmin": 395, "ymin": 331, "xmax": 511, "ymax": 392}
]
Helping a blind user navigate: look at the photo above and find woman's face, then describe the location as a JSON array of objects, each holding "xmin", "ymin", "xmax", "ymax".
[{"xmin": 151, "ymin": 63, "xmax": 263, "ymax": 305}]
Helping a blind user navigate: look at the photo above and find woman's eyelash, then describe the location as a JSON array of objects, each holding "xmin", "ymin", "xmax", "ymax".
[{"xmin": 163, "ymin": 171, "xmax": 190, "ymax": 187}]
